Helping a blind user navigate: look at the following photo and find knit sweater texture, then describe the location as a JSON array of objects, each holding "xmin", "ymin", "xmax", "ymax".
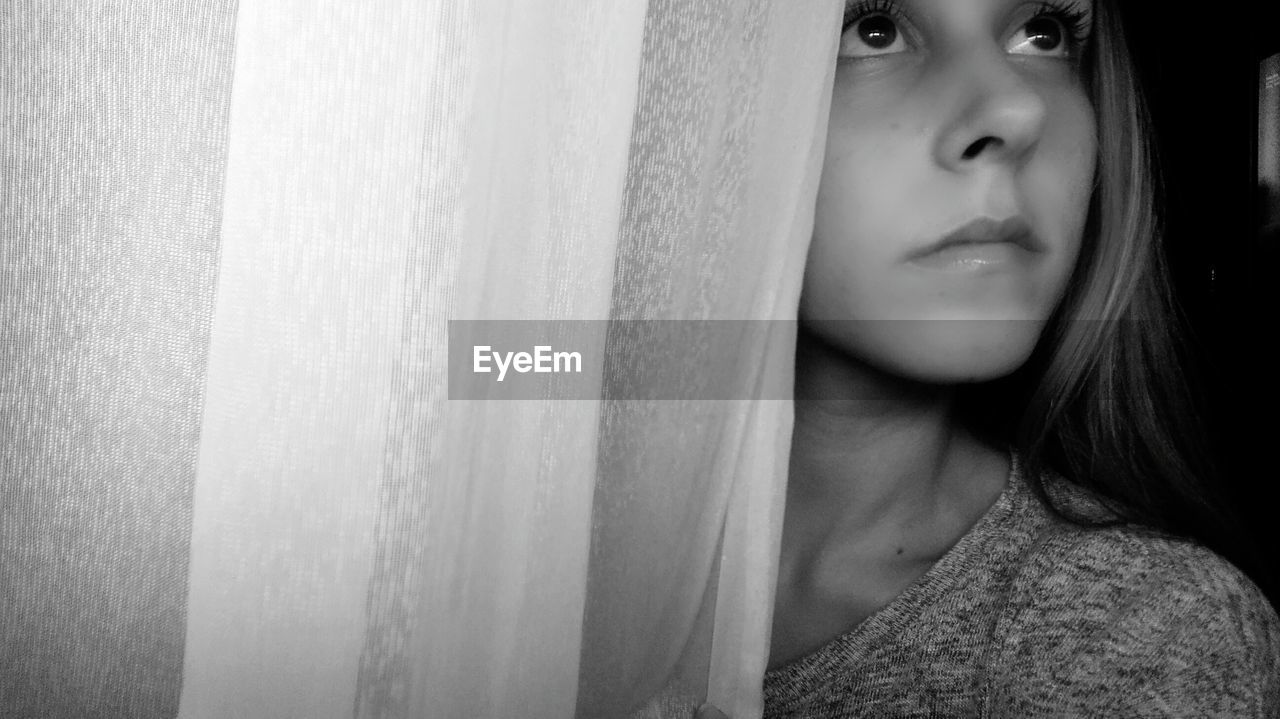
[{"xmin": 761, "ymin": 455, "xmax": 1280, "ymax": 718}]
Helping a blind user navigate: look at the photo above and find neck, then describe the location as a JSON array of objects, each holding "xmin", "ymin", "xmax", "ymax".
[
  {"xmin": 790, "ymin": 325, "xmax": 959, "ymax": 525},
  {"xmin": 782, "ymin": 324, "xmax": 998, "ymax": 589}
]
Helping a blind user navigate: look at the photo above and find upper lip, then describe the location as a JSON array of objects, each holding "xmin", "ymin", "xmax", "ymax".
[{"xmin": 907, "ymin": 216, "xmax": 1042, "ymax": 260}]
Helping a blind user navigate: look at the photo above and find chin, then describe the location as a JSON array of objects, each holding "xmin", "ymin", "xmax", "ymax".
[{"xmin": 816, "ymin": 317, "xmax": 1047, "ymax": 386}]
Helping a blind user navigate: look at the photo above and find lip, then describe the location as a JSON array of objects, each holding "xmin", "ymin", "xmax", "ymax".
[{"xmin": 906, "ymin": 216, "xmax": 1042, "ymax": 270}]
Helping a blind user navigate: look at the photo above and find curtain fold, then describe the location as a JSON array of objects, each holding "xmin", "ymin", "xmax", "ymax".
[
  {"xmin": 578, "ymin": 3, "xmax": 838, "ymax": 717},
  {"xmin": 3, "ymin": 1, "xmax": 839, "ymax": 717},
  {"xmin": 1, "ymin": 3, "xmax": 237, "ymax": 717}
]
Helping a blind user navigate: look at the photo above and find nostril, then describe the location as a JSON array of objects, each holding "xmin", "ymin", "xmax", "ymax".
[{"xmin": 962, "ymin": 136, "xmax": 1000, "ymax": 160}]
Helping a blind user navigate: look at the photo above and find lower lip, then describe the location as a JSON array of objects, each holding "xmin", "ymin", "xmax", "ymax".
[{"xmin": 908, "ymin": 242, "xmax": 1032, "ymax": 271}]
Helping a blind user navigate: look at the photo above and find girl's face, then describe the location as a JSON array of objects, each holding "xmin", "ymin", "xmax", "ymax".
[{"xmin": 802, "ymin": 0, "xmax": 1097, "ymax": 383}]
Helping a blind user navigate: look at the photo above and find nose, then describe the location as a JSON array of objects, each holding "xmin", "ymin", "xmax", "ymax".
[{"xmin": 932, "ymin": 49, "xmax": 1049, "ymax": 172}]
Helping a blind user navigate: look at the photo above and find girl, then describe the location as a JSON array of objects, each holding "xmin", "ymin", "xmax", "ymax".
[{"xmin": 704, "ymin": 0, "xmax": 1280, "ymax": 715}]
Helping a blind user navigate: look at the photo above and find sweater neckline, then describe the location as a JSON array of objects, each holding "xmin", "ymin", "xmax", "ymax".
[{"xmin": 761, "ymin": 451, "xmax": 1029, "ymax": 708}]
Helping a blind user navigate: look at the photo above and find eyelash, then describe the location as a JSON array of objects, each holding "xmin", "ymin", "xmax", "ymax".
[
  {"xmin": 841, "ymin": 0, "xmax": 1094, "ymax": 51},
  {"xmin": 842, "ymin": 0, "xmax": 907, "ymax": 33},
  {"xmin": 1032, "ymin": 1, "xmax": 1091, "ymax": 47}
]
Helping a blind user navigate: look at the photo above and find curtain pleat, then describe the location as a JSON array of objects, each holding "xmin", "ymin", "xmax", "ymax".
[
  {"xmin": 0, "ymin": 2, "xmax": 237, "ymax": 717},
  {"xmin": 180, "ymin": 1, "xmax": 647, "ymax": 717},
  {"xmin": 577, "ymin": 3, "xmax": 838, "ymax": 717},
  {"xmin": 404, "ymin": 2, "xmax": 649, "ymax": 717}
]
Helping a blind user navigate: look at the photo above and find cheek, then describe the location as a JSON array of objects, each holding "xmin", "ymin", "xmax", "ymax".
[
  {"xmin": 1027, "ymin": 91, "xmax": 1097, "ymax": 296},
  {"xmin": 1042, "ymin": 91, "xmax": 1096, "ymax": 219},
  {"xmin": 804, "ymin": 114, "xmax": 919, "ymax": 320}
]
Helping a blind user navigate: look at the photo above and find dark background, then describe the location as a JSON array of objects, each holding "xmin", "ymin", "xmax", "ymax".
[{"xmin": 1121, "ymin": 2, "xmax": 1280, "ymax": 605}]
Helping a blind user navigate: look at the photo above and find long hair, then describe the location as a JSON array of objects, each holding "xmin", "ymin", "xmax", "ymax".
[{"xmin": 972, "ymin": 0, "xmax": 1269, "ymax": 591}]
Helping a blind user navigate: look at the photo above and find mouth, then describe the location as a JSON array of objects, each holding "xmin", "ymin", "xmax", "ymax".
[{"xmin": 906, "ymin": 216, "xmax": 1043, "ymax": 270}]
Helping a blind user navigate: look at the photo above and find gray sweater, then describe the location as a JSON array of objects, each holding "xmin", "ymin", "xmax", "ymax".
[{"xmin": 761, "ymin": 456, "xmax": 1280, "ymax": 717}]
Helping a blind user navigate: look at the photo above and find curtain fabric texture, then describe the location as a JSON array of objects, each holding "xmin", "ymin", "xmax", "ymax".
[
  {"xmin": 1, "ymin": 1, "xmax": 839, "ymax": 717},
  {"xmin": 2, "ymin": 2, "xmax": 237, "ymax": 717}
]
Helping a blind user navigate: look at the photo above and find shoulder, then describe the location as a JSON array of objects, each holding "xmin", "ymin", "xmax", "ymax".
[{"xmin": 987, "ymin": 501, "xmax": 1280, "ymax": 716}]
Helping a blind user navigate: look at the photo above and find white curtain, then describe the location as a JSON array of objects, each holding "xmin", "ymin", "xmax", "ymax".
[{"xmin": 1, "ymin": 1, "xmax": 839, "ymax": 717}]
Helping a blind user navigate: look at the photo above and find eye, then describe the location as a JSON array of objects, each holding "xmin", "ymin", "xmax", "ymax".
[
  {"xmin": 1006, "ymin": 15, "xmax": 1069, "ymax": 57},
  {"xmin": 840, "ymin": 13, "xmax": 909, "ymax": 58}
]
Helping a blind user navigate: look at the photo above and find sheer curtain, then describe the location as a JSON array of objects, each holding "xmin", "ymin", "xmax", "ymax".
[{"xmin": 1, "ymin": 0, "xmax": 838, "ymax": 717}]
